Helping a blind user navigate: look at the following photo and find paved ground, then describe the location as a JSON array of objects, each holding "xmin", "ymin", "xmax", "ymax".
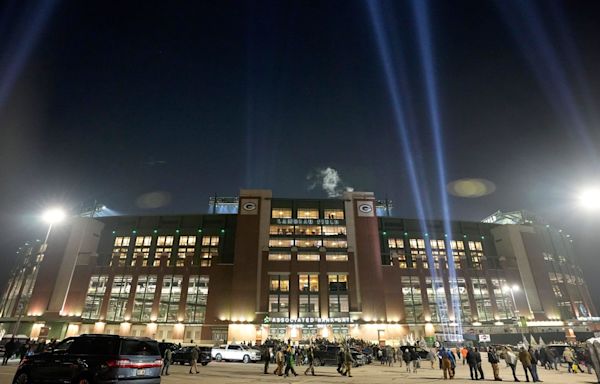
[{"xmin": 0, "ymin": 357, "xmax": 597, "ymax": 383}]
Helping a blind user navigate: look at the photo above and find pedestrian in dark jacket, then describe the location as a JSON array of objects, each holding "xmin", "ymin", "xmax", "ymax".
[
  {"xmin": 475, "ymin": 348, "xmax": 485, "ymax": 380},
  {"xmin": 262, "ymin": 347, "xmax": 270, "ymax": 374},
  {"xmin": 284, "ymin": 347, "xmax": 298, "ymax": 377},
  {"xmin": 2, "ymin": 338, "xmax": 15, "ymax": 365},
  {"xmin": 189, "ymin": 346, "xmax": 199, "ymax": 374},
  {"xmin": 337, "ymin": 348, "xmax": 345, "ymax": 373},
  {"xmin": 403, "ymin": 349, "xmax": 412, "ymax": 372},
  {"xmin": 467, "ymin": 348, "xmax": 478, "ymax": 380},
  {"xmin": 304, "ymin": 347, "xmax": 315, "ymax": 376}
]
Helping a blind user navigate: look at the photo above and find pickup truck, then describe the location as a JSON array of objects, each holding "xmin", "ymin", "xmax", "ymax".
[{"xmin": 211, "ymin": 344, "xmax": 261, "ymax": 363}]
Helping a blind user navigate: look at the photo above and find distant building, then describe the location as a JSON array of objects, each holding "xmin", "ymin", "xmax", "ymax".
[{"xmin": 0, "ymin": 190, "xmax": 596, "ymax": 344}]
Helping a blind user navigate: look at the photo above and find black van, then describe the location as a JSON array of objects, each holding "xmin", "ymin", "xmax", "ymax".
[{"xmin": 12, "ymin": 334, "xmax": 162, "ymax": 384}]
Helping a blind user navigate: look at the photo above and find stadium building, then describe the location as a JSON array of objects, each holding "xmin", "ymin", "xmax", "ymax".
[{"xmin": 0, "ymin": 190, "xmax": 596, "ymax": 345}]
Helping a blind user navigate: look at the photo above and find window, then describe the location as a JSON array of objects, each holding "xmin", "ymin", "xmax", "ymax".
[
  {"xmin": 106, "ymin": 275, "xmax": 132, "ymax": 322},
  {"xmin": 468, "ymin": 241, "xmax": 484, "ymax": 270},
  {"xmin": 269, "ymin": 295, "xmax": 289, "ymax": 314},
  {"xmin": 429, "ymin": 239, "xmax": 447, "ymax": 269},
  {"xmin": 177, "ymin": 236, "xmax": 196, "ymax": 266},
  {"xmin": 269, "ymin": 275, "xmax": 289, "ymax": 292},
  {"xmin": 158, "ymin": 275, "xmax": 183, "ymax": 322},
  {"xmin": 299, "ymin": 274, "xmax": 319, "ymax": 292},
  {"xmin": 82, "ymin": 275, "xmax": 109, "ymax": 319},
  {"xmin": 452, "ymin": 278, "xmax": 472, "ymax": 323},
  {"xmin": 329, "ymin": 294, "xmax": 349, "ymax": 314},
  {"xmin": 186, "ymin": 276, "xmax": 209, "ymax": 323},
  {"xmin": 154, "ymin": 236, "xmax": 174, "ymax": 266},
  {"xmin": 111, "ymin": 237, "xmax": 130, "ymax": 266},
  {"xmin": 296, "ymin": 238, "xmax": 322, "ymax": 248},
  {"xmin": 409, "ymin": 238, "xmax": 428, "ymax": 269},
  {"xmin": 388, "ymin": 238, "xmax": 404, "ymax": 249},
  {"xmin": 450, "ymin": 240, "xmax": 465, "ymax": 269},
  {"xmin": 322, "ymin": 239, "xmax": 346, "ymax": 248},
  {"xmin": 297, "ymin": 208, "xmax": 319, "ymax": 219},
  {"xmin": 325, "ymin": 253, "xmax": 348, "ymax": 262},
  {"xmin": 322, "ymin": 226, "xmax": 346, "ymax": 236},
  {"xmin": 133, "ymin": 238, "xmax": 151, "ymax": 266},
  {"xmin": 272, "ymin": 208, "xmax": 292, "ymax": 218},
  {"xmin": 299, "ymin": 295, "xmax": 319, "ymax": 314},
  {"xmin": 132, "ymin": 275, "xmax": 157, "ymax": 322},
  {"xmin": 328, "ymin": 274, "xmax": 347, "ymax": 291},
  {"xmin": 472, "ymin": 278, "xmax": 493, "ymax": 321},
  {"xmin": 200, "ymin": 236, "xmax": 219, "ymax": 266},
  {"xmin": 402, "ymin": 276, "xmax": 424, "ymax": 323},
  {"xmin": 324, "ymin": 209, "xmax": 344, "ymax": 220},
  {"xmin": 269, "ymin": 239, "xmax": 294, "ymax": 248},
  {"xmin": 296, "ymin": 225, "xmax": 321, "ymax": 236},
  {"xmin": 425, "ymin": 277, "xmax": 447, "ymax": 323},
  {"xmin": 491, "ymin": 278, "xmax": 515, "ymax": 320},
  {"xmin": 270, "ymin": 225, "xmax": 295, "ymax": 235},
  {"xmin": 297, "ymin": 253, "xmax": 320, "ymax": 261},
  {"xmin": 268, "ymin": 252, "xmax": 291, "ymax": 261},
  {"xmin": 157, "ymin": 236, "xmax": 174, "ymax": 246}
]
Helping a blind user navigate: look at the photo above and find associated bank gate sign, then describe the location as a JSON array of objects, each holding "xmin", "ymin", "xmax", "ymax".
[
  {"xmin": 264, "ymin": 316, "xmax": 352, "ymax": 324},
  {"xmin": 274, "ymin": 219, "xmax": 341, "ymax": 225}
]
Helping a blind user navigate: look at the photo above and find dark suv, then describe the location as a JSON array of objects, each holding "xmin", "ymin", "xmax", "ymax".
[
  {"xmin": 12, "ymin": 334, "xmax": 162, "ymax": 384},
  {"xmin": 171, "ymin": 346, "xmax": 211, "ymax": 366}
]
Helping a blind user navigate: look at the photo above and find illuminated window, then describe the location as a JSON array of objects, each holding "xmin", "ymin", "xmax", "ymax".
[
  {"xmin": 297, "ymin": 252, "xmax": 320, "ymax": 261},
  {"xmin": 325, "ymin": 253, "xmax": 348, "ymax": 262},
  {"xmin": 268, "ymin": 239, "xmax": 294, "ymax": 248},
  {"xmin": 271, "ymin": 208, "xmax": 292, "ymax": 219},
  {"xmin": 490, "ymin": 278, "xmax": 514, "ymax": 320},
  {"xmin": 132, "ymin": 275, "xmax": 157, "ymax": 322},
  {"xmin": 270, "ymin": 225, "xmax": 295, "ymax": 235},
  {"xmin": 468, "ymin": 241, "xmax": 484, "ymax": 270},
  {"xmin": 328, "ymin": 274, "xmax": 347, "ymax": 291},
  {"xmin": 409, "ymin": 238, "xmax": 428, "ymax": 269},
  {"xmin": 450, "ymin": 240, "xmax": 464, "ymax": 269},
  {"xmin": 296, "ymin": 238, "xmax": 322, "ymax": 248},
  {"xmin": 153, "ymin": 246, "xmax": 172, "ymax": 266},
  {"xmin": 133, "ymin": 246, "xmax": 150, "ymax": 266},
  {"xmin": 425, "ymin": 277, "xmax": 446, "ymax": 323},
  {"xmin": 200, "ymin": 236, "xmax": 219, "ymax": 267},
  {"xmin": 452, "ymin": 278, "xmax": 472, "ymax": 323},
  {"xmin": 158, "ymin": 275, "xmax": 183, "ymax": 323},
  {"xmin": 111, "ymin": 237, "xmax": 130, "ymax": 266},
  {"xmin": 269, "ymin": 295, "xmax": 289, "ymax": 314},
  {"xmin": 186, "ymin": 276, "xmax": 209, "ymax": 323},
  {"xmin": 471, "ymin": 278, "xmax": 493, "ymax": 321},
  {"xmin": 297, "ymin": 208, "xmax": 319, "ymax": 219},
  {"xmin": 269, "ymin": 275, "xmax": 289, "ymax": 292},
  {"xmin": 322, "ymin": 226, "xmax": 346, "ymax": 236},
  {"xmin": 268, "ymin": 252, "xmax": 291, "ymax": 261},
  {"xmin": 106, "ymin": 275, "xmax": 132, "ymax": 322},
  {"xmin": 329, "ymin": 294, "xmax": 349, "ymax": 314},
  {"xmin": 295, "ymin": 225, "xmax": 321, "ymax": 236},
  {"xmin": 402, "ymin": 276, "xmax": 424, "ymax": 323},
  {"xmin": 389, "ymin": 238, "xmax": 409, "ymax": 268},
  {"xmin": 429, "ymin": 239, "xmax": 447, "ymax": 269},
  {"xmin": 324, "ymin": 209, "xmax": 344, "ymax": 220},
  {"xmin": 135, "ymin": 236, "xmax": 152, "ymax": 247},
  {"xmin": 82, "ymin": 275, "xmax": 109, "ymax": 320},
  {"xmin": 157, "ymin": 236, "xmax": 174, "ymax": 246},
  {"xmin": 299, "ymin": 295, "xmax": 319, "ymax": 314},
  {"xmin": 176, "ymin": 236, "xmax": 196, "ymax": 266},
  {"xmin": 322, "ymin": 239, "xmax": 346, "ymax": 248},
  {"xmin": 299, "ymin": 274, "xmax": 319, "ymax": 292}
]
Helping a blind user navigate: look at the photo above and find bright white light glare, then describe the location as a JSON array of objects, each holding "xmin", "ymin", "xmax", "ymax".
[
  {"xmin": 42, "ymin": 208, "xmax": 66, "ymax": 224},
  {"xmin": 512, "ymin": 285, "xmax": 520, "ymax": 292},
  {"xmin": 578, "ymin": 188, "xmax": 600, "ymax": 210}
]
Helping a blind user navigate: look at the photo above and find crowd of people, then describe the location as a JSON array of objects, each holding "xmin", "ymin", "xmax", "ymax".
[{"xmin": 1, "ymin": 337, "xmax": 60, "ymax": 365}]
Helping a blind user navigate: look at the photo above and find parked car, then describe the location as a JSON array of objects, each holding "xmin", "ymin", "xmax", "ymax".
[
  {"xmin": 399, "ymin": 346, "xmax": 430, "ymax": 360},
  {"xmin": 313, "ymin": 344, "xmax": 365, "ymax": 367},
  {"xmin": 12, "ymin": 334, "xmax": 162, "ymax": 384},
  {"xmin": 158, "ymin": 341, "xmax": 177, "ymax": 358},
  {"xmin": 172, "ymin": 346, "xmax": 211, "ymax": 366},
  {"xmin": 211, "ymin": 344, "xmax": 261, "ymax": 363}
]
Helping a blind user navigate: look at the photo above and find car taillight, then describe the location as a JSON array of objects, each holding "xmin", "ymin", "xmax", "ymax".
[{"xmin": 106, "ymin": 359, "xmax": 162, "ymax": 368}]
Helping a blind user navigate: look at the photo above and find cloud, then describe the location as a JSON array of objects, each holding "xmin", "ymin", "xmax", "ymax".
[{"xmin": 307, "ymin": 167, "xmax": 354, "ymax": 197}]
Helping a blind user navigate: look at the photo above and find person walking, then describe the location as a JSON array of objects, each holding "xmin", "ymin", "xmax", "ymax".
[
  {"xmin": 189, "ymin": 346, "xmax": 199, "ymax": 374},
  {"xmin": 161, "ymin": 347, "xmax": 172, "ymax": 376},
  {"xmin": 441, "ymin": 348, "xmax": 453, "ymax": 380},
  {"xmin": 475, "ymin": 348, "xmax": 485, "ymax": 380},
  {"xmin": 284, "ymin": 346, "xmax": 298, "ymax": 377},
  {"xmin": 411, "ymin": 347, "xmax": 420, "ymax": 373},
  {"xmin": 519, "ymin": 347, "xmax": 538, "ymax": 382},
  {"xmin": 341, "ymin": 347, "xmax": 355, "ymax": 377},
  {"xmin": 403, "ymin": 348, "xmax": 412, "ymax": 372},
  {"xmin": 337, "ymin": 347, "xmax": 345, "ymax": 374},
  {"xmin": 2, "ymin": 337, "xmax": 15, "ymax": 365},
  {"xmin": 397, "ymin": 346, "xmax": 403, "ymax": 367},
  {"xmin": 489, "ymin": 346, "xmax": 503, "ymax": 381},
  {"xmin": 429, "ymin": 348, "xmax": 437, "ymax": 369},
  {"xmin": 467, "ymin": 347, "xmax": 480, "ymax": 380},
  {"xmin": 545, "ymin": 348, "xmax": 556, "ymax": 370},
  {"xmin": 462, "ymin": 347, "xmax": 468, "ymax": 365},
  {"xmin": 262, "ymin": 346, "xmax": 270, "ymax": 374},
  {"xmin": 504, "ymin": 347, "xmax": 520, "ymax": 382},
  {"xmin": 274, "ymin": 347, "xmax": 285, "ymax": 376},
  {"xmin": 304, "ymin": 346, "xmax": 315, "ymax": 376},
  {"xmin": 528, "ymin": 347, "xmax": 542, "ymax": 382},
  {"xmin": 563, "ymin": 347, "xmax": 575, "ymax": 373}
]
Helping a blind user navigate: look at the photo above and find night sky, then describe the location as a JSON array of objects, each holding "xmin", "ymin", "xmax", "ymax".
[{"xmin": 1, "ymin": 1, "xmax": 600, "ymax": 306}]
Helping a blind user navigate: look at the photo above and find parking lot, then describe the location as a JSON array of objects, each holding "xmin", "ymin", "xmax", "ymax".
[{"xmin": 1, "ymin": 357, "xmax": 597, "ymax": 384}]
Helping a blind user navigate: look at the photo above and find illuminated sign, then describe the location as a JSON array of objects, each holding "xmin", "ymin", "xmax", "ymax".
[
  {"xmin": 264, "ymin": 317, "xmax": 351, "ymax": 324},
  {"xmin": 275, "ymin": 218, "xmax": 341, "ymax": 226}
]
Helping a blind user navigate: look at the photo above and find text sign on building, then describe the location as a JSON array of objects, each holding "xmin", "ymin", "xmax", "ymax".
[
  {"xmin": 275, "ymin": 218, "xmax": 341, "ymax": 226},
  {"xmin": 265, "ymin": 317, "xmax": 351, "ymax": 324}
]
